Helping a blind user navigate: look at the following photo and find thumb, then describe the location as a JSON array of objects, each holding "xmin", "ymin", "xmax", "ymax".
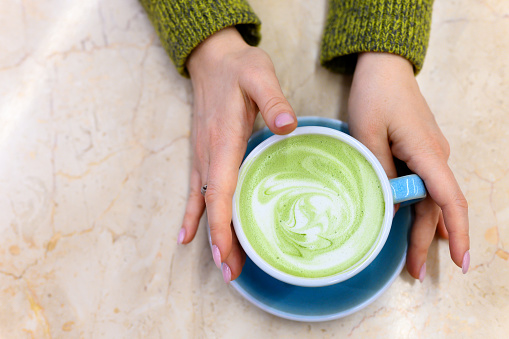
[
  {"xmin": 350, "ymin": 124, "xmax": 398, "ymax": 180},
  {"xmin": 242, "ymin": 70, "xmax": 297, "ymax": 135},
  {"xmin": 350, "ymin": 123, "xmax": 398, "ymax": 213}
]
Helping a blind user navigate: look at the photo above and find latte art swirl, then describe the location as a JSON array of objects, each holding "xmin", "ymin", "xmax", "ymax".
[{"xmin": 237, "ymin": 134, "xmax": 385, "ymax": 278}]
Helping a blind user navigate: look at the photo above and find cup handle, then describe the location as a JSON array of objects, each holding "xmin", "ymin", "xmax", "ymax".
[{"xmin": 389, "ymin": 174, "xmax": 426, "ymax": 205}]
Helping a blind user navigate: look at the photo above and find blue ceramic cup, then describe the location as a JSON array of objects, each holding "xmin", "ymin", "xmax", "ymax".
[{"xmin": 232, "ymin": 126, "xmax": 426, "ymax": 287}]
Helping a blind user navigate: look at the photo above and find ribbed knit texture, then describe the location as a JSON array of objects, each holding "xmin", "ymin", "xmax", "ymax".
[
  {"xmin": 139, "ymin": 0, "xmax": 261, "ymax": 77},
  {"xmin": 320, "ymin": 0, "xmax": 434, "ymax": 74}
]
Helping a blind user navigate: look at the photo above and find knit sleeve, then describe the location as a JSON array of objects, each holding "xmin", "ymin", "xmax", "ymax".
[
  {"xmin": 140, "ymin": 0, "xmax": 261, "ymax": 77},
  {"xmin": 320, "ymin": 0, "xmax": 434, "ymax": 75}
]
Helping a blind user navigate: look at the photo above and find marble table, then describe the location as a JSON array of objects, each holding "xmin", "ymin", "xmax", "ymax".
[{"xmin": 1, "ymin": 0, "xmax": 508, "ymax": 337}]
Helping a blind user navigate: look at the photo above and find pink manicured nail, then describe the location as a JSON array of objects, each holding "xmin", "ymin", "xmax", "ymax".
[
  {"xmin": 177, "ymin": 228, "xmax": 185, "ymax": 245},
  {"xmin": 212, "ymin": 245, "xmax": 221, "ymax": 269},
  {"xmin": 419, "ymin": 263, "xmax": 426, "ymax": 283},
  {"xmin": 462, "ymin": 250, "xmax": 470, "ymax": 274},
  {"xmin": 275, "ymin": 113, "xmax": 294, "ymax": 128},
  {"xmin": 222, "ymin": 263, "xmax": 231, "ymax": 284}
]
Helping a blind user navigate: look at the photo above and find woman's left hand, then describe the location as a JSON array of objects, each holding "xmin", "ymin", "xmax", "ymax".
[{"xmin": 348, "ymin": 52, "xmax": 470, "ymax": 281}]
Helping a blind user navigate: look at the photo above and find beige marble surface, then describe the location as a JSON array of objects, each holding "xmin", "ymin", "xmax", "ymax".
[{"xmin": 0, "ymin": 0, "xmax": 508, "ymax": 338}]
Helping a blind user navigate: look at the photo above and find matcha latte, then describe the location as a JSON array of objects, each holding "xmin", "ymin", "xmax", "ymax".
[{"xmin": 235, "ymin": 134, "xmax": 385, "ymax": 279}]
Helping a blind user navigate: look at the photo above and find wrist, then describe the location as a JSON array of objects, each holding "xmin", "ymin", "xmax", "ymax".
[
  {"xmin": 356, "ymin": 52, "xmax": 414, "ymax": 78},
  {"xmin": 187, "ymin": 27, "xmax": 249, "ymax": 77}
]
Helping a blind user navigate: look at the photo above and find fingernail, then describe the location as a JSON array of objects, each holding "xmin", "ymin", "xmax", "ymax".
[
  {"xmin": 419, "ymin": 262, "xmax": 426, "ymax": 283},
  {"xmin": 462, "ymin": 250, "xmax": 470, "ymax": 274},
  {"xmin": 212, "ymin": 245, "xmax": 221, "ymax": 269},
  {"xmin": 275, "ymin": 113, "xmax": 294, "ymax": 128},
  {"xmin": 177, "ymin": 228, "xmax": 185, "ymax": 245},
  {"xmin": 222, "ymin": 263, "xmax": 231, "ymax": 284}
]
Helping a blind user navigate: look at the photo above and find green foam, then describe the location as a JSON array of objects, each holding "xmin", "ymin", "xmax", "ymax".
[{"xmin": 237, "ymin": 134, "xmax": 385, "ymax": 278}]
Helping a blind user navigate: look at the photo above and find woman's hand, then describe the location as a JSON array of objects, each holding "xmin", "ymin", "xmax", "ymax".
[
  {"xmin": 178, "ymin": 27, "xmax": 297, "ymax": 283},
  {"xmin": 348, "ymin": 52, "xmax": 470, "ymax": 282}
]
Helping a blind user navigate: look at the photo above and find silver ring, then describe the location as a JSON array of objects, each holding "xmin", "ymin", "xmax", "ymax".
[{"xmin": 201, "ymin": 184, "xmax": 207, "ymax": 196}]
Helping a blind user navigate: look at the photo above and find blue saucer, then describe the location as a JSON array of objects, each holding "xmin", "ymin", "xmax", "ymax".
[{"xmin": 229, "ymin": 116, "xmax": 413, "ymax": 322}]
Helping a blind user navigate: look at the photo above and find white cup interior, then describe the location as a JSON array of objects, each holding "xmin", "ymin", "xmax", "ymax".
[{"xmin": 232, "ymin": 126, "xmax": 394, "ymax": 287}]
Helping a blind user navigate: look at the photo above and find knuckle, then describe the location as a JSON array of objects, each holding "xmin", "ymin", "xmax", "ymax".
[
  {"xmin": 207, "ymin": 121, "xmax": 242, "ymax": 149},
  {"xmin": 207, "ymin": 129, "xmax": 234, "ymax": 153},
  {"xmin": 208, "ymin": 218, "xmax": 231, "ymax": 243},
  {"xmin": 261, "ymin": 96, "xmax": 287, "ymax": 116},
  {"xmin": 415, "ymin": 246, "xmax": 429, "ymax": 259},
  {"xmin": 243, "ymin": 61, "xmax": 273, "ymax": 81},
  {"xmin": 208, "ymin": 219, "xmax": 222, "ymax": 232},
  {"xmin": 194, "ymin": 145, "xmax": 206, "ymax": 163},
  {"xmin": 204, "ymin": 184, "xmax": 219, "ymax": 200},
  {"xmin": 424, "ymin": 129, "xmax": 450, "ymax": 160},
  {"xmin": 194, "ymin": 138, "xmax": 209, "ymax": 162},
  {"xmin": 204, "ymin": 183, "xmax": 225, "ymax": 205},
  {"xmin": 441, "ymin": 138, "xmax": 451, "ymax": 159},
  {"xmin": 208, "ymin": 220, "xmax": 228, "ymax": 240},
  {"xmin": 409, "ymin": 243, "xmax": 429, "ymax": 259},
  {"xmin": 426, "ymin": 140, "xmax": 445, "ymax": 157},
  {"xmin": 182, "ymin": 211, "xmax": 197, "ymax": 227},
  {"xmin": 453, "ymin": 195, "xmax": 469, "ymax": 211},
  {"xmin": 188, "ymin": 188, "xmax": 203, "ymax": 202},
  {"xmin": 407, "ymin": 140, "xmax": 447, "ymax": 167},
  {"xmin": 207, "ymin": 128, "xmax": 222, "ymax": 149},
  {"xmin": 446, "ymin": 227, "xmax": 469, "ymax": 240}
]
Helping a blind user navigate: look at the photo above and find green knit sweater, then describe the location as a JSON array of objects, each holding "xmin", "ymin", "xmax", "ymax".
[{"xmin": 139, "ymin": 0, "xmax": 433, "ymax": 76}]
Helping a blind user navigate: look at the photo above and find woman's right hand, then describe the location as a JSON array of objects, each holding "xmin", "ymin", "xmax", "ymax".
[{"xmin": 178, "ymin": 27, "xmax": 297, "ymax": 283}]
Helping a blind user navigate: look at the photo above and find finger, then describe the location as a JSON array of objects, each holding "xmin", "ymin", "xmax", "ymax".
[
  {"xmin": 406, "ymin": 196, "xmax": 440, "ymax": 281},
  {"xmin": 206, "ymin": 140, "xmax": 246, "ymax": 269},
  {"xmin": 408, "ymin": 155, "xmax": 469, "ymax": 269},
  {"xmin": 350, "ymin": 123, "xmax": 399, "ymax": 214},
  {"xmin": 179, "ymin": 167, "xmax": 205, "ymax": 245},
  {"xmin": 241, "ymin": 69, "xmax": 297, "ymax": 135},
  {"xmin": 350, "ymin": 123, "xmax": 398, "ymax": 180},
  {"xmin": 436, "ymin": 210, "xmax": 449, "ymax": 239},
  {"xmin": 221, "ymin": 224, "xmax": 246, "ymax": 283}
]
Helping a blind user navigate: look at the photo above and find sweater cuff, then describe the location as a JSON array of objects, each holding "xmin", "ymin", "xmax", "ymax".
[
  {"xmin": 140, "ymin": 0, "xmax": 261, "ymax": 77},
  {"xmin": 320, "ymin": 0, "xmax": 434, "ymax": 75}
]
